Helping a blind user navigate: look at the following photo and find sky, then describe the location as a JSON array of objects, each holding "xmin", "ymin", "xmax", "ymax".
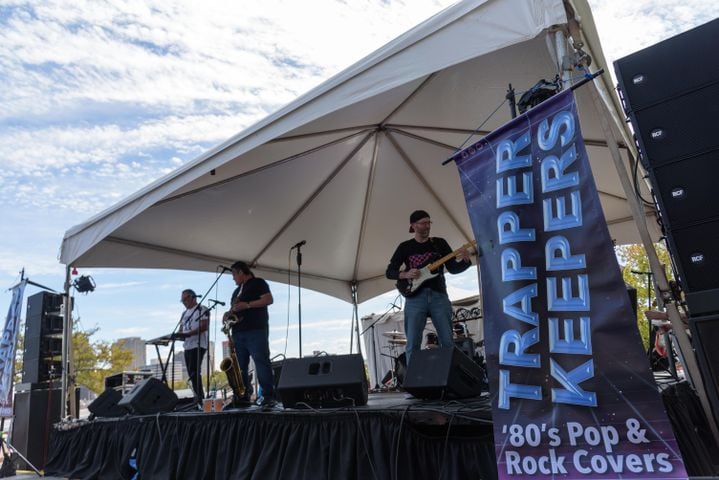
[{"xmin": 1, "ymin": 0, "xmax": 718, "ymax": 372}]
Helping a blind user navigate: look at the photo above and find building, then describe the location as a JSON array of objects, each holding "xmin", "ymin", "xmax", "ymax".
[{"xmin": 115, "ymin": 336, "xmax": 146, "ymax": 370}]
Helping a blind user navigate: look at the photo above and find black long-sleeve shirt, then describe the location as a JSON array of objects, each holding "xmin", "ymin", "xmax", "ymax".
[{"xmin": 386, "ymin": 237, "xmax": 471, "ymax": 294}]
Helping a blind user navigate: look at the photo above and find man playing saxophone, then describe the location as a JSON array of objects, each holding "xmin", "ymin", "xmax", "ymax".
[{"xmin": 227, "ymin": 261, "xmax": 276, "ymax": 407}]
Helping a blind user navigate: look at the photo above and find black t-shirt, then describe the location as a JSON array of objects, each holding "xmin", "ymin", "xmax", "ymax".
[
  {"xmin": 386, "ymin": 237, "xmax": 471, "ymax": 294},
  {"xmin": 230, "ymin": 276, "xmax": 271, "ymax": 331}
]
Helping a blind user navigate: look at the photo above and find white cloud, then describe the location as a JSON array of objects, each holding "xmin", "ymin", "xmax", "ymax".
[{"xmin": 2, "ymin": 0, "xmax": 718, "ymax": 352}]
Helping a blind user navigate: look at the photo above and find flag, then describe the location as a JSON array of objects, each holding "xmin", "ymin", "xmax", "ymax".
[{"xmin": 0, "ymin": 279, "xmax": 27, "ymax": 417}]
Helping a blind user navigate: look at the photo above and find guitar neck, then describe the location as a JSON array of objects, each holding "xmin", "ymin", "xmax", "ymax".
[{"xmin": 427, "ymin": 240, "xmax": 476, "ymax": 272}]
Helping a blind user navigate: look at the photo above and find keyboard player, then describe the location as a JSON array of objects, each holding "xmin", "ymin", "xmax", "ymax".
[{"xmin": 179, "ymin": 289, "xmax": 210, "ymax": 403}]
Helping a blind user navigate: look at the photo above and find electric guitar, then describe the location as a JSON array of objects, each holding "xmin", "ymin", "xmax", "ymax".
[{"xmin": 396, "ymin": 240, "xmax": 477, "ymax": 297}]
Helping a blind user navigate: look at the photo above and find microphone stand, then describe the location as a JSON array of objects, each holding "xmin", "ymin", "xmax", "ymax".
[
  {"xmin": 195, "ymin": 269, "xmax": 230, "ymax": 399},
  {"xmin": 175, "ymin": 268, "xmax": 230, "ymax": 398},
  {"xmin": 296, "ymin": 244, "xmax": 303, "ymax": 358}
]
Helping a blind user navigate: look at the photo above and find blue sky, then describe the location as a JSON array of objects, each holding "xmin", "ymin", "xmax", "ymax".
[{"xmin": 1, "ymin": 0, "xmax": 717, "ymax": 367}]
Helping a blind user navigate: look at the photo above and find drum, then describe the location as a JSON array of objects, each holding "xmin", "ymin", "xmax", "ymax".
[
  {"xmin": 425, "ymin": 332, "xmax": 438, "ymax": 348},
  {"xmin": 394, "ymin": 352, "xmax": 407, "ymax": 386}
]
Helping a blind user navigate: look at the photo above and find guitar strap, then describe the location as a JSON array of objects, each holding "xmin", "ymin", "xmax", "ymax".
[{"xmin": 429, "ymin": 237, "xmax": 441, "ymax": 270}]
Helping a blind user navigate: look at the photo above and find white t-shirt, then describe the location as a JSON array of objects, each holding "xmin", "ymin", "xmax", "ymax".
[{"xmin": 181, "ymin": 305, "xmax": 209, "ymax": 350}]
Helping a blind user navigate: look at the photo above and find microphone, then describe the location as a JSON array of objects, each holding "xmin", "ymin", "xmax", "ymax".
[
  {"xmin": 218, "ymin": 265, "xmax": 232, "ymax": 272},
  {"xmin": 290, "ymin": 240, "xmax": 307, "ymax": 249},
  {"xmin": 208, "ymin": 299, "xmax": 226, "ymax": 306}
]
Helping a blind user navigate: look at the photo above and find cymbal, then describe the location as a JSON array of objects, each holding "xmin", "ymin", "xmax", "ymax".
[
  {"xmin": 382, "ymin": 330, "xmax": 405, "ymax": 338},
  {"xmin": 388, "ymin": 339, "xmax": 407, "ymax": 345}
]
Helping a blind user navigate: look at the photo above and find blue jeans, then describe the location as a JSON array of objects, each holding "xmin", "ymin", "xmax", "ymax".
[
  {"xmin": 231, "ymin": 327, "xmax": 274, "ymax": 399},
  {"xmin": 404, "ymin": 288, "xmax": 453, "ymax": 366}
]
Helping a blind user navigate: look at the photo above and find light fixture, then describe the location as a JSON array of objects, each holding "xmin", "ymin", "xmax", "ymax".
[{"xmin": 72, "ymin": 275, "xmax": 96, "ymax": 293}]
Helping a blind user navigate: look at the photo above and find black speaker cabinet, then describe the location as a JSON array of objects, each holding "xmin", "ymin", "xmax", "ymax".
[
  {"xmin": 88, "ymin": 388, "xmax": 126, "ymax": 418},
  {"xmin": 614, "ymin": 18, "xmax": 719, "ymax": 113},
  {"xmin": 277, "ymin": 354, "xmax": 368, "ymax": 408},
  {"xmin": 117, "ymin": 377, "xmax": 178, "ymax": 414},
  {"xmin": 23, "ymin": 292, "xmax": 64, "ymax": 385},
  {"xmin": 689, "ymin": 315, "xmax": 719, "ymax": 426},
  {"xmin": 627, "ymin": 82, "xmax": 719, "ymax": 168},
  {"xmin": 614, "ymin": 18, "xmax": 719, "ymax": 315},
  {"xmin": 11, "ymin": 388, "xmax": 61, "ymax": 470},
  {"xmin": 403, "ymin": 346, "xmax": 485, "ymax": 400}
]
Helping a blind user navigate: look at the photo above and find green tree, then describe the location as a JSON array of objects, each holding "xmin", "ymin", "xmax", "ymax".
[
  {"xmin": 615, "ymin": 242, "xmax": 673, "ymax": 349},
  {"xmin": 72, "ymin": 324, "xmax": 134, "ymax": 393}
]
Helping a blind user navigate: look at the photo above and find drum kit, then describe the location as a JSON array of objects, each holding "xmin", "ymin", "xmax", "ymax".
[{"xmin": 381, "ymin": 330, "xmax": 407, "ymax": 388}]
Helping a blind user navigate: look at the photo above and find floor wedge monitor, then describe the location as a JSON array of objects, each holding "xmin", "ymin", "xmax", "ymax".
[
  {"xmin": 118, "ymin": 377, "xmax": 178, "ymax": 414},
  {"xmin": 278, "ymin": 354, "xmax": 368, "ymax": 408},
  {"xmin": 403, "ymin": 346, "xmax": 485, "ymax": 400}
]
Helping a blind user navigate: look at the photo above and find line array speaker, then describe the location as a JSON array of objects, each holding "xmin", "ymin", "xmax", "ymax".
[
  {"xmin": 277, "ymin": 354, "xmax": 368, "ymax": 408},
  {"xmin": 614, "ymin": 18, "xmax": 719, "ymax": 315},
  {"xmin": 22, "ymin": 292, "xmax": 65, "ymax": 385}
]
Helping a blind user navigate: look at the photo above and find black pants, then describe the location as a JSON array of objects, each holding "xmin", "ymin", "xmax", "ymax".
[{"xmin": 184, "ymin": 347, "xmax": 206, "ymax": 401}]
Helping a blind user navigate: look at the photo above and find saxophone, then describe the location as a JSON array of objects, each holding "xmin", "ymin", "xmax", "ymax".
[{"xmin": 220, "ymin": 310, "xmax": 246, "ymax": 400}]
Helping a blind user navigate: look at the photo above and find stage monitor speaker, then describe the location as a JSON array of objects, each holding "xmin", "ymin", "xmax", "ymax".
[
  {"xmin": 403, "ymin": 346, "xmax": 485, "ymax": 400},
  {"xmin": 10, "ymin": 388, "xmax": 61, "ymax": 471},
  {"xmin": 277, "ymin": 354, "xmax": 368, "ymax": 408},
  {"xmin": 614, "ymin": 18, "xmax": 719, "ymax": 113},
  {"xmin": 117, "ymin": 377, "xmax": 178, "ymax": 414},
  {"xmin": 88, "ymin": 388, "xmax": 126, "ymax": 418},
  {"xmin": 688, "ymin": 315, "xmax": 719, "ymax": 426}
]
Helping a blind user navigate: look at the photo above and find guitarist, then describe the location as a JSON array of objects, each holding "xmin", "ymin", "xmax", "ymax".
[
  {"xmin": 228, "ymin": 261, "xmax": 276, "ymax": 407},
  {"xmin": 386, "ymin": 210, "xmax": 474, "ymax": 366}
]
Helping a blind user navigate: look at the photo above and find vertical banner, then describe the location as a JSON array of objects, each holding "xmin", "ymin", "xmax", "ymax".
[
  {"xmin": 0, "ymin": 279, "xmax": 27, "ymax": 417},
  {"xmin": 454, "ymin": 89, "xmax": 687, "ymax": 478}
]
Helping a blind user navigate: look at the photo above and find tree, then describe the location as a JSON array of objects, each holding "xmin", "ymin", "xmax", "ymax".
[
  {"xmin": 72, "ymin": 324, "xmax": 134, "ymax": 393},
  {"xmin": 615, "ymin": 242, "xmax": 673, "ymax": 349}
]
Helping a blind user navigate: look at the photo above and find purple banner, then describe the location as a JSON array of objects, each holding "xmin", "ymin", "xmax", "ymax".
[{"xmin": 454, "ymin": 89, "xmax": 686, "ymax": 478}]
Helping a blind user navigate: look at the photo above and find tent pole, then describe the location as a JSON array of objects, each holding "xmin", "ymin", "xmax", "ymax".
[
  {"xmin": 587, "ymin": 81, "xmax": 719, "ymax": 446},
  {"xmin": 61, "ymin": 265, "xmax": 72, "ymax": 419}
]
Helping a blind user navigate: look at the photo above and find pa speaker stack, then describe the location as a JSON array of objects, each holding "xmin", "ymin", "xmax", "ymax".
[
  {"xmin": 615, "ymin": 18, "xmax": 719, "ymax": 316},
  {"xmin": 615, "ymin": 18, "xmax": 719, "ymax": 426}
]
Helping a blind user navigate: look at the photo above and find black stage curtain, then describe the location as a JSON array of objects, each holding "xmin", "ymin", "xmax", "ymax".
[{"xmin": 47, "ymin": 410, "xmax": 497, "ymax": 479}]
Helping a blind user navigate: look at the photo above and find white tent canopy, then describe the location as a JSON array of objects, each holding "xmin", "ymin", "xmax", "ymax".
[{"xmin": 60, "ymin": 0, "xmax": 658, "ymax": 304}]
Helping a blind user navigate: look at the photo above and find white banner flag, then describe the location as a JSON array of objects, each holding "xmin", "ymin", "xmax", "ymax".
[{"xmin": 0, "ymin": 279, "xmax": 27, "ymax": 417}]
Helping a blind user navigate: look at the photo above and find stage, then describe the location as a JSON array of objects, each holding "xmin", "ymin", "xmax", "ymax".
[{"xmin": 45, "ymin": 392, "xmax": 497, "ymax": 479}]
